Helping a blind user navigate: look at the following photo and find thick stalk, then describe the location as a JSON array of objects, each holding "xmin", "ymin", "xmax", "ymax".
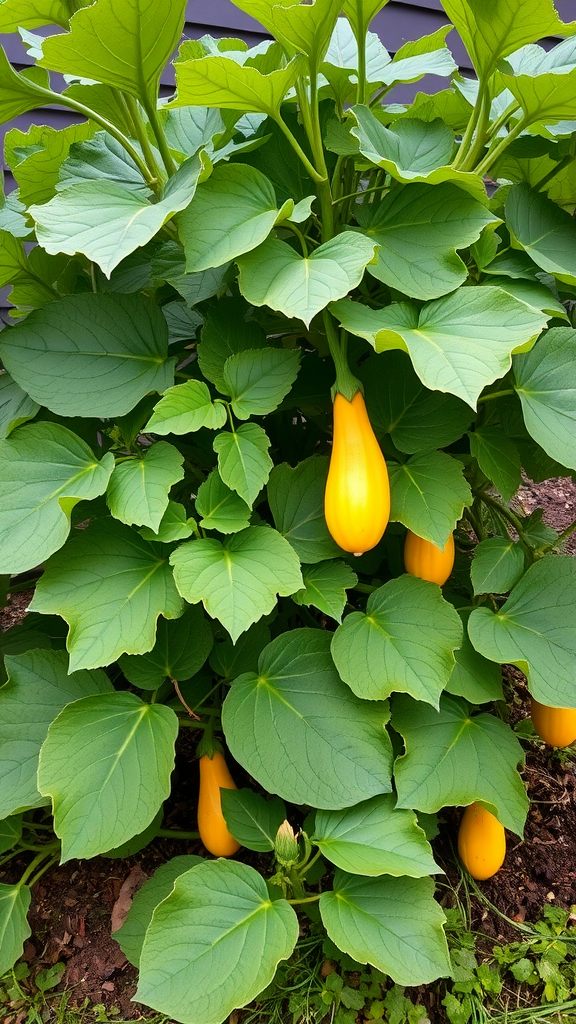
[
  {"xmin": 354, "ymin": 0, "xmax": 367, "ymax": 105},
  {"xmin": 142, "ymin": 96, "xmax": 177, "ymax": 176},
  {"xmin": 474, "ymin": 117, "xmax": 528, "ymax": 177},
  {"xmin": 485, "ymin": 100, "xmax": 521, "ymax": 141},
  {"xmin": 477, "ymin": 389, "xmax": 515, "ymax": 404},
  {"xmin": 123, "ymin": 93, "xmax": 164, "ymax": 185},
  {"xmin": 308, "ymin": 62, "xmax": 334, "ymax": 241},
  {"xmin": 458, "ymin": 87, "xmax": 491, "ymax": 172},
  {"xmin": 453, "ymin": 83, "xmax": 487, "ymax": 170}
]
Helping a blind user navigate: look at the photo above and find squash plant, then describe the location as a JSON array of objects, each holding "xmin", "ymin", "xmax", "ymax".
[{"xmin": 1, "ymin": 0, "xmax": 576, "ymax": 1018}]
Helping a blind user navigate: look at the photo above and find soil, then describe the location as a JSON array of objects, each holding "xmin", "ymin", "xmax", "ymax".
[{"xmin": 1, "ymin": 476, "xmax": 576, "ymax": 1023}]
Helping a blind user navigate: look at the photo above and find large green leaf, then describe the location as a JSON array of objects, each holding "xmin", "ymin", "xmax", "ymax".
[
  {"xmin": 292, "ymin": 560, "xmax": 357, "ymax": 623},
  {"xmin": 119, "ymin": 604, "xmax": 212, "ymax": 690},
  {"xmin": 170, "ymin": 527, "xmax": 302, "ymax": 642},
  {"xmin": 6, "ymin": 121, "xmax": 95, "ymax": 207},
  {"xmin": 195, "ymin": 470, "xmax": 251, "ymax": 534},
  {"xmin": 116, "ymin": 855, "xmax": 203, "ymax": 967},
  {"xmin": 0, "ymin": 422, "xmax": 114, "ymax": 575},
  {"xmin": 331, "ymin": 576, "xmax": 462, "ymax": 706},
  {"xmin": 38, "ymin": 691, "xmax": 178, "ymax": 861},
  {"xmin": 31, "ymin": 155, "xmax": 203, "ymax": 278},
  {"xmin": 222, "ymin": 629, "xmax": 393, "ymax": 808},
  {"xmin": 393, "ymin": 693, "xmax": 528, "ymax": 835},
  {"xmin": 506, "ymin": 183, "xmax": 576, "ymax": 286},
  {"xmin": 330, "ymin": 288, "xmax": 548, "ymax": 407},
  {"xmin": 221, "ymin": 789, "xmax": 286, "ymax": 852},
  {"xmin": 320, "ymin": 872, "xmax": 450, "ymax": 986},
  {"xmin": 268, "ymin": 456, "xmax": 342, "ymax": 563},
  {"xmin": 388, "ymin": 451, "xmax": 471, "ymax": 548},
  {"xmin": 172, "ymin": 56, "xmax": 302, "ymax": 115},
  {"xmin": 468, "ymin": 425, "xmax": 521, "ymax": 501},
  {"xmin": 0, "ymin": 373, "xmax": 38, "ymax": 441},
  {"xmin": 136, "ymin": 860, "xmax": 299, "ymax": 1024},
  {"xmin": 145, "ymin": 380, "xmax": 227, "ymax": 435},
  {"xmin": 440, "ymin": 0, "xmax": 576, "ymax": 79},
  {"xmin": 471, "ymin": 537, "xmax": 525, "ymax": 595},
  {"xmin": 237, "ymin": 233, "xmax": 377, "ymax": 328},
  {"xmin": 213, "ymin": 423, "xmax": 273, "ymax": 506},
  {"xmin": 469, "ymin": 556, "xmax": 576, "ymax": 709},
  {"xmin": 514, "ymin": 327, "xmax": 576, "ymax": 471},
  {"xmin": 0, "ymin": 294, "xmax": 175, "ymax": 418},
  {"xmin": 30, "ymin": 518, "xmax": 184, "ymax": 671},
  {"xmin": 40, "ymin": 0, "xmax": 187, "ymax": 107},
  {"xmin": 222, "ymin": 347, "xmax": 301, "ymax": 419},
  {"xmin": 0, "ymin": 816, "xmax": 22, "ymax": 855},
  {"xmin": 198, "ymin": 298, "xmax": 267, "ymax": 393},
  {"xmin": 312, "ymin": 794, "xmax": 438, "ymax": 877},
  {"xmin": 0, "ymin": 649, "xmax": 111, "ymax": 820},
  {"xmin": 0, "ymin": 46, "xmax": 50, "ymax": 126},
  {"xmin": 0, "ymin": 884, "xmax": 31, "ymax": 977},
  {"xmin": 355, "ymin": 182, "xmax": 498, "ymax": 301},
  {"xmin": 106, "ymin": 442, "xmax": 184, "ymax": 532},
  {"xmin": 501, "ymin": 67, "xmax": 576, "ymax": 127},
  {"xmin": 358, "ymin": 352, "xmax": 472, "ymax": 453},
  {"xmin": 179, "ymin": 164, "xmax": 288, "ymax": 272},
  {"xmin": 0, "ymin": 0, "xmax": 80, "ymax": 30},
  {"xmin": 481, "ymin": 277, "xmax": 568, "ymax": 322},
  {"xmin": 231, "ymin": 0, "xmax": 342, "ymax": 64},
  {"xmin": 351, "ymin": 107, "xmax": 484, "ymax": 198}
]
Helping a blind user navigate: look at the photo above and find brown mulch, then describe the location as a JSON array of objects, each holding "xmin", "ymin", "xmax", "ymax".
[{"xmin": 1, "ymin": 477, "xmax": 575, "ymax": 1019}]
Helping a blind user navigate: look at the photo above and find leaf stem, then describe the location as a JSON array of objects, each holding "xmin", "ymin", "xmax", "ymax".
[
  {"xmin": 274, "ymin": 113, "xmax": 325, "ymax": 184},
  {"xmin": 287, "ymin": 893, "xmax": 322, "ymax": 905},
  {"xmin": 142, "ymin": 96, "xmax": 177, "ymax": 177},
  {"xmin": 477, "ymin": 389, "xmax": 516, "ymax": 404},
  {"xmin": 479, "ymin": 492, "xmax": 525, "ymax": 537},
  {"xmin": 281, "ymin": 220, "xmax": 308, "ymax": 257},
  {"xmin": 474, "ymin": 117, "xmax": 529, "ymax": 176},
  {"xmin": 453, "ymin": 82, "xmax": 487, "ymax": 170},
  {"xmin": 354, "ymin": 0, "xmax": 367, "ymax": 106},
  {"xmin": 123, "ymin": 92, "xmax": 164, "ymax": 185},
  {"xmin": 30, "ymin": 82, "xmax": 157, "ymax": 185},
  {"xmin": 27, "ymin": 853, "xmax": 60, "ymax": 889},
  {"xmin": 332, "ymin": 181, "xmax": 386, "ymax": 206},
  {"xmin": 298, "ymin": 848, "xmax": 322, "ymax": 877}
]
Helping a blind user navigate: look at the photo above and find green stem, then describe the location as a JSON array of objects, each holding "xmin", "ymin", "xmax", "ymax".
[
  {"xmin": 298, "ymin": 848, "xmax": 322, "ymax": 877},
  {"xmin": 157, "ymin": 829, "xmax": 201, "ymax": 840},
  {"xmin": 532, "ymin": 135, "xmax": 576, "ymax": 193},
  {"xmin": 287, "ymin": 866, "xmax": 307, "ymax": 900},
  {"xmin": 274, "ymin": 114, "xmax": 324, "ymax": 183},
  {"xmin": 458, "ymin": 85, "xmax": 491, "ymax": 172},
  {"xmin": 474, "ymin": 117, "xmax": 528, "ymax": 176},
  {"xmin": 554, "ymin": 518, "xmax": 576, "ymax": 547},
  {"xmin": 177, "ymin": 718, "xmax": 207, "ymax": 729},
  {"xmin": 332, "ymin": 181, "xmax": 386, "ymax": 207},
  {"xmin": 18, "ymin": 847, "xmax": 59, "ymax": 889},
  {"xmin": 355, "ymin": 0, "xmax": 367, "ymax": 106},
  {"xmin": 142, "ymin": 97, "xmax": 177, "ymax": 176},
  {"xmin": 28, "ymin": 82, "xmax": 156, "ymax": 185},
  {"xmin": 282, "ymin": 221, "xmax": 308, "ymax": 256},
  {"xmin": 479, "ymin": 492, "xmax": 525, "ymax": 537},
  {"xmin": 369, "ymin": 83, "xmax": 392, "ymax": 108},
  {"xmin": 453, "ymin": 83, "xmax": 487, "ymax": 170},
  {"xmin": 477, "ymin": 388, "xmax": 515, "ymax": 404},
  {"xmin": 322, "ymin": 310, "xmax": 361, "ymax": 400},
  {"xmin": 27, "ymin": 854, "xmax": 60, "ymax": 889},
  {"xmin": 485, "ymin": 100, "xmax": 521, "ymax": 141},
  {"xmin": 287, "ymin": 893, "xmax": 322, "ymax": 905},
  {"xmin": 123, "ymin": 92, "xmax": 164, "ymax": 186}
]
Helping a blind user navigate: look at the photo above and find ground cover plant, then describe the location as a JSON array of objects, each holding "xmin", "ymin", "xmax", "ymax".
[{"xmin": 1, "ymin": 0, "xmax": 576, "ymax": 1021}]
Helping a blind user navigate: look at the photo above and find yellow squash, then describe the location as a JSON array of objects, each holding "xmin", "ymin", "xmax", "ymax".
[
  {"xmin": 531, "ymin": 698, "xmax": 576, "ymax": 748},
  {"xmin": 458, "ymin": 802, "xmax": 506, "ymax": 880},
  {"xmin": 198, "ymin": 751, "xmax": 241, "ymax": 857},
  {"xmin": 404, "ymin": 531, "xmax": 455, "ymax": 585},
  {"xmin": 324, "ymin": 390, "xmax": 390, "ymax": 555}
]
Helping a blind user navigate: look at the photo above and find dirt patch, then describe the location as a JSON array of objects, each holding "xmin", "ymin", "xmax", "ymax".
[
  {"xmin": 0, "ymin": 588, "xmax": 34, "ymax": 631},
  {"xmin": 518, "ymin": 475, "xmax": 576, "ymax": 553}
]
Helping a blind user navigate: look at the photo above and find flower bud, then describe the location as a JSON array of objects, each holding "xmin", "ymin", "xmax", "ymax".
[{"xmin": 274, "ymin": 820, "xmax": 299, "ymax": 867}]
